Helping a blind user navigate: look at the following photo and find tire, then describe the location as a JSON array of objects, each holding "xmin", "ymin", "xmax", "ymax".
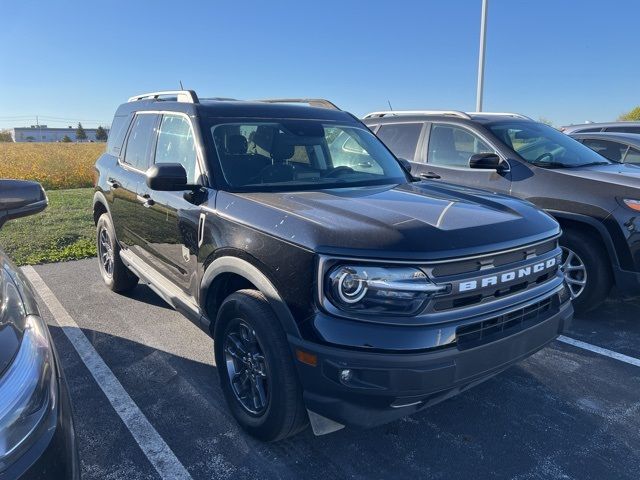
[
  {"xmin": 560, "ymin": 228, "xmax": 612, "ymax": 315},
  {"xmin": 96, "ymin": 213, "xmax": 138, "ymax": 292},
  {"xmin": 214, "ymin": 289, "xmax": 308, "ymax": 441}
]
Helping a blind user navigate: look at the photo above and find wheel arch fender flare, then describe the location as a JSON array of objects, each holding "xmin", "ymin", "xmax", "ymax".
[
  {"xmin": 548, "ymin": 209, "xmax": 619, "ymax": 267},
  {"xmin": 93, "ymin": 190, "xmax": 111, "ymax": 224},
  {"xmin": 200, "ymin": 256, "xmax": 301, "ymax": 338}
]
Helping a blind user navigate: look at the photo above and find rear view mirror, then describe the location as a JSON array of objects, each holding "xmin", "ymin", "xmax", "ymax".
[
  {"xmin": 0, "ymin": 179, "xmax": 48, "ymax": 229},
  {"xmin": 146, "ymin": 163, "xmax": 190, "ymax": 191},
  {"xmin": 469, "ymin": 153, "xmax": 501, "ymax": 170}
]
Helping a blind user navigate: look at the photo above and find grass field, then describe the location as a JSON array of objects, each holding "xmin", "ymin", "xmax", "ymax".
[
  {"xmin": 0, "ymin": 188, "xmax": 96, "ymax": 265},
  {"xmin": 0, "ymin": 143, "xmax": 104, "ymax": 189}
]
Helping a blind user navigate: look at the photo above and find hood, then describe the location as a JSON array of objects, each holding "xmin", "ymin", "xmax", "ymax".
[
  {"xmin": 552, "ymin": 163, "xmax": 640, "ymax": 194},
  {"xmin": 216, "ymin": 182, "xmax": 559, "ymax": 261}
]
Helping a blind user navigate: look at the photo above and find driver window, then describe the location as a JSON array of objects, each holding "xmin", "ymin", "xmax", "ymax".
[
  {"xmin": 428, "ymin": 124, "xmax": 494, "ymax": 168},
  {"xmin": 154, "ymin": 115, "xmax": 198, "ymax": 183}
]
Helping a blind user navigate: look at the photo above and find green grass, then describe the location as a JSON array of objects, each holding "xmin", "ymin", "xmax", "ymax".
[{"xmin": 0, "ymin": 188, "xmax": 96, "ymax": 265}]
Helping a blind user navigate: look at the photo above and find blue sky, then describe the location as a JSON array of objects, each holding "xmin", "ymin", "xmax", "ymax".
[{"xmin": 1, "ymin": 0, "xmax": 638, "ymax": 129}]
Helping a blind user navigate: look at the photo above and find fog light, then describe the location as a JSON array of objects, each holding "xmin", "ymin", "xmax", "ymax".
[{"xmin": 340, "ymin": 369, "xmax": 353, "ymax": 383}]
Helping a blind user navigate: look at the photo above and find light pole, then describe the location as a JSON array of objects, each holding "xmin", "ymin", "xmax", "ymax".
[{"xmin": 476, "ymin": 0, "xmax": 489, "ymax": 112}]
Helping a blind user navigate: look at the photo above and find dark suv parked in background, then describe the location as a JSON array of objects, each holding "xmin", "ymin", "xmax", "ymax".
[
  {"xmin": 94, "ymin": 92, "xmax": 572, "ymax": 441},
  {"xmin": 364, "ymin": 111, "xmax": 640, "ymax": 313}
]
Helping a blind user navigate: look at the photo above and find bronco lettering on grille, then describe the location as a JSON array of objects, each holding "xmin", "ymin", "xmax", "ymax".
[{"xmin": 458, "ymin": 257, "xmax": 558, "ymax": 293}]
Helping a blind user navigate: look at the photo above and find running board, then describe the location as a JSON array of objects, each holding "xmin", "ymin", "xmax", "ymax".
[
  {"xmin": 306, "ymin": 410, "xmax": 345, "ymax": 436},
  {"xmin": 119, "ymin": 249, "xmax": 210, "ymax": 332}
]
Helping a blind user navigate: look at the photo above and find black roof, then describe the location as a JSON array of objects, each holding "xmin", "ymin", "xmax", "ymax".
[{"xmin": 114, "ymin": 97, "xmax": 356, "ymax": 123}]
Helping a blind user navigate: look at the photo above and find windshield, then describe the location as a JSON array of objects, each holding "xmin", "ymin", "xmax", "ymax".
[
  {"xmin": 488, "ymin": 121, "xmax": 611, "ymax": 168},
  {"xmin": 210, "ymin": 121, "xmax": 408, "ymax": 191}
]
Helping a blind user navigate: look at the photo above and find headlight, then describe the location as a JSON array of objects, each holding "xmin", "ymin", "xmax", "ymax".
[
  {"xmin": 0, "ymin": 269, "xmax": 56, "ymax": 472},
  {"xmin": 622, "ymin": 199, "xmax": 640, "ymax": 212},
  {"xmin": 325, "ymin": 264, "xmax": 445, "ymax": 315}
]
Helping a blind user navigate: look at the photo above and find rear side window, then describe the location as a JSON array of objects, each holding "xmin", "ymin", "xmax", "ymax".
[
  {"xmin": 123, "ymin": 114, "xmax": 158, "ymax": 170},
  {"xmin": 107, "ymin": 114, "xmax": 131, "ymax": 156},
  {"xmin": 573, "ymin": 127, "xmax": 602, "ymax": 133},
  {"xmin": 428, "ymin": 124, "xmax": 494, "ymax": 168},
  {"xmin": 581, "ymin": 138, "xmax": 628, "ymax": 162},
  {"xmin": 154, "ymin": 115, "xmax": 198, "ymax": 183},
  {"xmin": 624, "ymin": 147, "xmax": 640, "ymax": 164},
  {"xmin": 376, "ymin": 123, "xmax": 423, "ymax": 161},
  {"xmin": 605, "ymin": 126, "xmax": 640, "ymax": 134}
]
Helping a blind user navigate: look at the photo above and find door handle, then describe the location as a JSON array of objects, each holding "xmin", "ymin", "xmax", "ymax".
[
  {"xmin": 136, "ymin": 194, "xmax": 155, "ymax": 208},
  {"xmin": 420, "ymin": 172, "xmax": 442, "ymax": 179},
  {"xmin": 107, "ymin": 178, "xmax": 120, "ymax": 189}
]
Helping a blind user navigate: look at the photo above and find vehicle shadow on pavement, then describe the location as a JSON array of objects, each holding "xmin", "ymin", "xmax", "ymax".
[
  {"xmin": 120, "ymin": 283, "xmax": 174, "ymax": 311},
  {"xmin": 48, "ymin": 322, "xmax": 640, "ymax": 480},
  {"xmin": 569, "ymin": 290, "xmax": 640, "ymax": 358}
]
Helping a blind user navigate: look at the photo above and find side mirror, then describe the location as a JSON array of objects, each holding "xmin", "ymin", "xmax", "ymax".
[
  {"xmin": 469, "ymin": 153, "xmax": 502, "ymax": 170},
  {"xmin": 0, "ymin": 180, "xmax": 48, "ymax": 229},
  {"xmin": 398, "ymin": 158, "xmax": 412, "ymax": 173},
  {"xmin": 146, "ymin": 163, "xmax": 190, "ymax": 191}
]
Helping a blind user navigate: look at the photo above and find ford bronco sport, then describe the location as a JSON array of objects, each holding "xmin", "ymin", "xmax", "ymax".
[
  {"xmin": 93, "ymin": 91, "xmax": 572, "ymax": 441},
  {"xmin": 364, "ymin": 110, "xmax": 640, "ymax": 314}
]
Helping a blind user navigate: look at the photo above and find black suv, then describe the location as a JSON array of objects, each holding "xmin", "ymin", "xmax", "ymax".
[
  {"xmin": 93, "ymin": 92, "xmax": 572, "ymax": 441},
  {"xmin": 364, "ymin": 111, "xmax": 640, "ymax": 313}
]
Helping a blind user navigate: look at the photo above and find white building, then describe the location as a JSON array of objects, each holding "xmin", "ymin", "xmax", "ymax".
[{"xmin": 10, "ymin": 125, "xmax": 109, "ymax": 143}]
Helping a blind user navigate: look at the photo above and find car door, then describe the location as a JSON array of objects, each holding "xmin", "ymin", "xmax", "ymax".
[
  {"xmin": 416, "ymin": 122, "xmax": 511, "ymax": 194},
  {"xmin": 109, "ymin": 113, "xmax": 159, "ymax": 255},
  {"xmin": 135, "ymin": 113, "xmax": 206, "ymax": 297}
]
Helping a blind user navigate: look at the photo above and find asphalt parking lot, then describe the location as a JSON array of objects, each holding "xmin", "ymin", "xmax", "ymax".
[{"xmin": 24, "ymin": 258, "xmax": 640, "ymax": 480}]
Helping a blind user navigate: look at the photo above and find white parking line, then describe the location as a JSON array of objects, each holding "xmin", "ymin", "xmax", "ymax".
[
  {"xmin": 557, "ymin": 335, "xmax": 640, "ymax": 368},
  {"xmin": 22, "ymin": 266, "xmax": 194, "ymax": 480}
]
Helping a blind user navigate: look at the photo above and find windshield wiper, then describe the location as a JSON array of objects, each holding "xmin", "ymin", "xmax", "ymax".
[
  {"xmin": 530, "ymin": 161, "xmax": 568, "ymax": 169},
  {"xmin": 567, "ymin": 161, "xmax": 610, "ymax": 168}
]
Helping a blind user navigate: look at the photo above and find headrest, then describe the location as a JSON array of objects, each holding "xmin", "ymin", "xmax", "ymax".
[
  {"xmin": 227, "ymin": 135, "xmax": 248, "ymax": 155},
  {"xmin": 271, "ymin": 134, "xmax": 295, "ymax": 162}
]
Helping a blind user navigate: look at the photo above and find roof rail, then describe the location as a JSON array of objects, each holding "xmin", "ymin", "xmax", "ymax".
[
  {"xmin": 128, "ymin": 90, "xmax": 199, "ymax": 104},
  {"xmin": 257, "ymin": 98, "xmax": 341, "ymax": 111},
  {"xmin": 466, "ymin": 112, "xmax": 533, "ymax": 120},
  {"xmin": 363, "ymin": 110, "xmax": 471, "ymax": 120}
]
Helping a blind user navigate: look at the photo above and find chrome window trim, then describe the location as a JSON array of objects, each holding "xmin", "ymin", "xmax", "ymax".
[{"xmin": 118, "ymin": 110, "xmax": 208, "ymax": 184}]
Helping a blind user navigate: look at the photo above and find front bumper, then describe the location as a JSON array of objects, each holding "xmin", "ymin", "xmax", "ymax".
[
  {"xmin": 0, "ymin": 344, "xmax": 79, "ymax": 480},
  {"xmin": 290, "ymin": 297, "xmax": 573, "ymax": 429}
]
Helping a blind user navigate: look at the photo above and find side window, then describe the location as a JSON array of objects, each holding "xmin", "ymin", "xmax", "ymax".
[
  {"xmin": 582, "ymin": 139, "xmax": 627, "ymax": 162},
  {"xmin": 428, "ymin": 124, "xmax": 495, "ymax": 168},
  {"xmin": 605, "ymin": 126, "xmax": 640, "ymax": 134},
  {"xmin": 376, "ymin": 123, "xmax": 423, "ymax": 161},
  {"xmin": 574, "ymin": 127, "xmax": 603, "ymax": 133},
  {"xmin": 624, "ymin": 146, "xmax": 640, "ymax": 164},
  {"xmin": 154, "ymin": 115, "xmax": 198, "ymax": 183},
  {"xmin": 123, "ymin": 114, "xmax": 158, "ymax": 170},
  {"xmin": 107, "ymin": 114, "xmax": 131, "ymax": 156}
]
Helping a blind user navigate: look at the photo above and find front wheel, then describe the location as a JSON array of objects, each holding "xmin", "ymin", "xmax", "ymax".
[
  {"xmin": 560, "ymin": 229, "xmax": 612, "ymax": 314},
  {"xmin": 214, "ymin": 289, "xmax": 308, "ymax": 441},
  {"xmin": 96, "ymin": 213, "xmax": 138, "ymax": 292}
]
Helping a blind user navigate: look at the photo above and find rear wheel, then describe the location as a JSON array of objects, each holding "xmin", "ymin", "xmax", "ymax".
[
  {"xmin": 560, "ymin": 229, "xmax": 612, "ymax": 314},
  {"xmin": 96, "ymin": 213, "xmax": 138, "ymax": 292},
  {"xmin": 214, "ymin": 289, "xmax": 308, "ymax": 441}
]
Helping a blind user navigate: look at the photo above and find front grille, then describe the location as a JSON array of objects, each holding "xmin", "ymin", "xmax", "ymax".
[
  {"xmin": 431, "ymin": 239, "xmax": 557, "ymax": 278},
  {"xmin": 424, "ymin": 239, "xmax": 561, "ymax": 312},
  {"xmin": 456, "ymin": 295, "xmax": 556, "ymax": 350}
]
